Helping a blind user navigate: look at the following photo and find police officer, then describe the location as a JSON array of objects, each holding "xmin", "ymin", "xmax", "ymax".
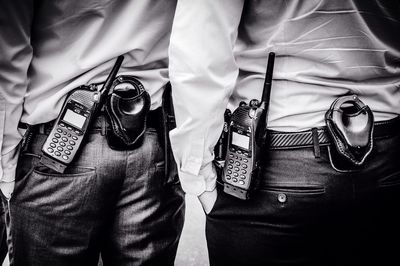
[
  {"xmin": 0, "ymin": 0, "xmax": 184, "ymax": 265},
  {"xmin": 169, "ymin": 0, "xmax": 400, "ymax": 265}
]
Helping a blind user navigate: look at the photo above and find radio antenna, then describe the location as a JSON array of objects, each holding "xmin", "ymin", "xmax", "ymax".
[
  {"xmin": 256, "ymin": 52, "xmax": 275, "ymax": 144},
  {"xmin": 100, "ymin": 55, "xmax": 124, "ymax": 95},
  {"xmin": 261, "ymin": 52, "xmax": 275, "ymax": 107}
]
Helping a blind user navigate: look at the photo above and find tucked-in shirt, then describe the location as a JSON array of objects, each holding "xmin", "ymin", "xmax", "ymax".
[
  {"xmin": 169, "ymin": 0, "xmax": 400, "ymax": 195},
  {"xmin": 0, "ymin": 0, "xmax": 177, "ymax": 193}
]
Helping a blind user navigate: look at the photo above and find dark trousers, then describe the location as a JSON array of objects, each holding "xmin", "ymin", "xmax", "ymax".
[
  {"xmin": 0, "ymin": 203, "xmax": 7, "ymax": 264},
  {"xmin": 206, "ymin": 123, "xmax": 400, "ymax": 266},
  {"xmin": 1, "ymin": 117, "xmax": 185, "ymax": 266}
]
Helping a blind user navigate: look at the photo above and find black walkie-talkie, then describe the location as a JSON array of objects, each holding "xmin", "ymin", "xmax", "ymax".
[
  {"xmin": 40, "ymin": 56, "xmax": 124, "ymax": 173},
  {"xmin": 222, "ymin": 52, "xmax": 275, "ymax": 200}
]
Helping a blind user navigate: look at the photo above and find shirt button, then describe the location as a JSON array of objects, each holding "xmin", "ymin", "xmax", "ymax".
[{"xmin": 277, "ymin": 193, "xmax": 287, "ymax": 203}]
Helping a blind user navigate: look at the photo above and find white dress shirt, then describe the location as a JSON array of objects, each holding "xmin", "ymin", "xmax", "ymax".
[
  {"xmin": 0, "ymin": 0, "xmax": 177, "ymax": 197},
  {"xmin": 169, "ymin": 0, "xmax": 400, "ymax": 195}
]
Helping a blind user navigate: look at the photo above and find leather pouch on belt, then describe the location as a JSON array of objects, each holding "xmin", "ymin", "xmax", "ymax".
[
  {"xmin": 105, "ymin": 76, "xmax": 150, "ymax": 150},
  {"xmin": 161, "ymin": 83, "xmax": 179, "ymax": 184},
  {"xmin": 325, "ymin": 95, "xmax": 374, "ymax": 166}
]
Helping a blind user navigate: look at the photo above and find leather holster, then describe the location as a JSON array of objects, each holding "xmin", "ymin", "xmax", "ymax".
[
  {"xmin": 325, "ymin": 94, "xmax": 374, "ymax": 166},
  {"xmin": 161, "ymin": 83, "xmax": 179, "ymax": 184},
  {"xmin": 105, "ymin": 75, "xmax": 150, "ymax": 150}
]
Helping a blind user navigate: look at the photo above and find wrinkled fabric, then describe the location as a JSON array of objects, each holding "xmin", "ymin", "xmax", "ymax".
[
  {"xmin": 169, "ymin": 0, "xmax": 400, "ymax": 195},
  {"xmin": 1, "ymin": 123, "xmax": 184, "ymax": 266},
  {"xmin": 0, "ymin": 0, "xmax": 176, "ymax": 184}
]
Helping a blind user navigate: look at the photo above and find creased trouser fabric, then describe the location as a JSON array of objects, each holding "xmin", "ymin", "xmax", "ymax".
[
  {"xmin": 206, "ymin": 128, "xmax": 400, "ymax": 266},
  {"xmin": 0, "ymin": 203, "xmax": 7, "ymax": 263},
  {"xmin": 1, "ymin": 124, "xmax": 185, "ymax": 266}
]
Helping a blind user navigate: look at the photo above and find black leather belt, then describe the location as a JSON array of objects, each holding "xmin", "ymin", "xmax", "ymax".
[
  {"xmin": 18, "ymin": 108, "xmax": 162, "ymax": 135},
  {"xmin": 268, "ymin": 116, "xmax": 400, "ymax": 150}
]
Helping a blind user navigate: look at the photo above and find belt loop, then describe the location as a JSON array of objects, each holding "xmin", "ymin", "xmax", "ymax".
[
  {"xmin": 101, "ymin": 116, "xmax": 107, "ymax": 136},
  {"xmin": 312, "ymin": 128, "xmax": 321, "ymax": 158},
  {"xmin": 39, "ymin": 124, "xmax": 45, "ymax": 135}
]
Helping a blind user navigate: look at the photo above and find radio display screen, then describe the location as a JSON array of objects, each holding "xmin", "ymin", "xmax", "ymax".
[
  {"xmin": 232, "ymin": 132, "xmax": 250, "ymax": 150},
  {"xmin": 63, "ymin": 109, "xmax": 86, "ymax": 130}
]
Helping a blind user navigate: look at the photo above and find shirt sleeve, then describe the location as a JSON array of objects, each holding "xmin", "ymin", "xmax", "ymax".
[
  {"xmin": 168, "ymin": 0, "xmax": 244, "ymax": 195},
  {"xmin": 0, "ymin": 0, "xmax": 34, "ymax": 196}
]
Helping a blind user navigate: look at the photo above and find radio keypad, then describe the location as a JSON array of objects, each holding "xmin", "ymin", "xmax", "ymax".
[
  {"xmin": 48, "ymin": 126, "xmax": 81, "ymax": 162},
  {"xmin": 224, "ymin": 151, "xmax": 251, "ymax": 188}
]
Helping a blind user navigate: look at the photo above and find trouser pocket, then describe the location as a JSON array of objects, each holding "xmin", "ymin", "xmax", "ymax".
[{"xmin": 8, "ymin": 155, "xmax": 100, "ymax": 266}]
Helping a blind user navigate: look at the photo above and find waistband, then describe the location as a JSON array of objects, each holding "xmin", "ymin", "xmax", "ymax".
[
  {"xmin": 19, "ymin": 108, "xmax": 162, "ymax": 135},
  {"xmin": 267, "ymin": 116, "xmax": 400, "ymax": 150}
]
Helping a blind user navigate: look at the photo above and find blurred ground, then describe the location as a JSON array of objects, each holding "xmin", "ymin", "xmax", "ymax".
[
  {"xmin": 175, "ymin": 194, "xmax": 209, "ymax": 266},
  {"xmin": 2, "ymin": 194, "xmax": 209, "ymax": 266},
  {"xmin": 1, "ymin": 255, "xmax": 7, "ymax": 266}
]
